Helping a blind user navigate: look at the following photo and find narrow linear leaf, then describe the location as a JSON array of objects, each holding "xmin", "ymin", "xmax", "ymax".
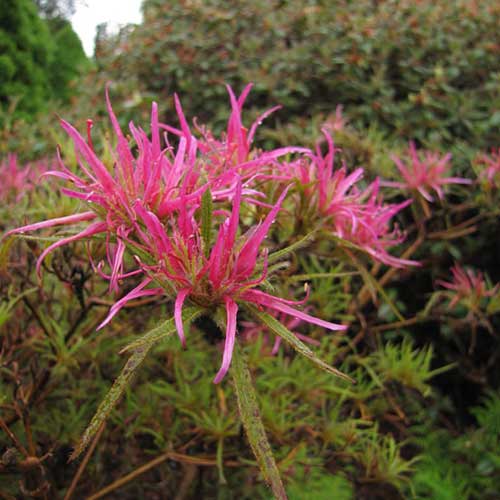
[
  {"xmin": 201, "ymin": 187, "xmax": 213, "ymax": 257},
  {"xmin": 0, "ymin": 236, "xmax": 15, "ymax": 270},
  {"xmin": 231, "ymin": 341, "xmax": 287, "ymax": 500},
  {"xmin": 250, "ymin": 307, "xmax": 355, "ymax": 384},
  {"xmin": 423, "ymin": 291, "xmax": 444, "ymax": 316},
  {"xmin": 120, "ymin": 306, "xmax": 204, "ymax": 354},
  {"xmin": 267, "ymin": 231, "xmax": 316, "ymax": 264},
  {"xmin": 288, "ymin": 271, "xmax": 359, "ymax": 282},
  {"xmin": 72, "ymin": 307, "xmax": 204, "ymax": 460},
  {"xmin": 70, "ymin": 343, "xmax": 152, "ymax": 461},
  {"xmin": 352, "ymin": 256, "xmax": 405, "ymax": 323}
]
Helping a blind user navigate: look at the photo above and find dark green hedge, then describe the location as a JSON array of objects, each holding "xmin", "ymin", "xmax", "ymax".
[
  {"xmin": 0, "ymin": 0, "xmax": 87, "ymax": 121},
  {"xmin": 94, "ymin": 0, "xmax": 500, "ymax": 149}
]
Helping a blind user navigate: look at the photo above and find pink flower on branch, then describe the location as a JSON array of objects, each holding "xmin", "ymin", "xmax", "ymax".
[
  {"xmin": 0, "ymin": 154, "xmax": 50, "ymax": 204},
  {"xmin": 475, "ymin": 148, "xmax": 500, "ymax": 188},
  {"xmin": 4, "ymin": 84, "xmax": 305, "ymax": 288},
  {"xmin": 286, "ymin": 130, "xmax": 418, "ymax": 267},
  {"xmin": 437, "ymin": 263, "xmax": 498, "ymax": 310},
  {"xmin": 390, "ymin": 142, "xmax": 471, "ymax": 202},
  {"xmin": 3, "ymin": 85, "xmax": 349, "ymax": 385},
  {"xmin": 100, "ymin": 179, "xmax": 346, "ymax": 383}
]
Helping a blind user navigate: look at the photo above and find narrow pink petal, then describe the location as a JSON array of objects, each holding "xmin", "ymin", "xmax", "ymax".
[
  {"xmin": 42, "ymin": 169, "xmax": 81, "ymax": 183},
  {"xmin": 60, "ymin": 120, "xmax": 116, "ymax": 193},
  {"xmin": 271, "ymin": 336, "xmax": 282, "ymax": 355},
  {"xmin": 134, "ymin": 202, "xmax": 171, "ymax": 255},
  {"xmin": 3, "ymin": 211, "xmax": 97, "ymax": 240},
  {"xmin": 97, "ymin": 278, "xmax": 162, "ymax": 330},
  {"xmin": 158, "ymin": 122, "xmax": 182, "ymax": 136},
  {"xmin": 258, "ymin": 297, "xmax": 347, "ymax": 332},
  {"xmin": 174, "ymin": 94, "xmax": 192, "ymax": 148},
  {"xmin": 442, "ymin": 176, "xmax": 473, "ymax": 185},
  {"xmin": 242, "ymin": 288, "xmax": 308, "ymax": 307},
  {"xmin": 109, "ymin": 238, "xmax": 126, "ymax": 293},
  {"xmin": 226, "ymin": 85, "xmax": 242, "ymax": 141},
  {"xmin": 236, "ymin": 83, "xmax": 253, "ymax": 108},
  {"xmin": 419, "ymin": 186, "xmax": 435, "ymax": 201},
  {"xmin": 151, "ymin": 101, "xmax": 161, "ymax": 160},
  {"xmin": 213, "ymin": 297, "xmax": 238, "ymax": 384},
  {"xmin": 236, "ymin": 186, "xmax": 290, "ymax": 278},
  {"xmin": 174, "ymin": 288, "xmax": 191, "ymax": 348},
  {"xmin": 209, "ymin": 222, "xmax": 228, "ymax": 288},
  {"xmin": 105, "ymin": 85, "xmax": 125, "ymax": 139},
  {"xmin": 169, "ymin": 136, "xmax": 187, "ymax": 189},
  {"xmin": 36, "ymin": 221, "xmax": 107, "ymax": 278},
  {"xmin": 248, "ymin": 105, "xmax": 281, "ymax": 145},
  {"xmin": 225, "ymin": 178, "xmax": 242, "ymax": 254}
]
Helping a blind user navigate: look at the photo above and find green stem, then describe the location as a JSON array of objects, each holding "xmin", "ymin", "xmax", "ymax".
[{"xmin": 230, "ymin": 341, "xmax": 287, "ymax": 500}]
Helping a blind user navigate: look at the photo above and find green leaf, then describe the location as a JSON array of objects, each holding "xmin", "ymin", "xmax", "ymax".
[
  {"xmin": 249, "ymin": 306, "xmax": 354, "ymax": 384},
  {"xmin": 268, "ymin": 231, "xmax": 316, "ymax": 265},
  {"xmin": 201, "ymin": 187, "xmax": 213, "ymax": 257},
  {"xmin": 351, "ymin": 254, "xmax": 405, "ymax": 323},
  {"xmin": 231, "ymin": 341, "xmax": 287, "ymax": 499},
  {"xmin": 70, "ymin": 343, "xmax": 152, "ymax": 460},
  {"xmin": 0, "ymin": 236, "xmax": 15, "ymax": 270},
  {"xmin": 119, "ymin": 306, "xmax": 204, "ymax": 354},
  {"xmin": 71, "ymin": 307, "xmax": 203, "ymax": 460}
]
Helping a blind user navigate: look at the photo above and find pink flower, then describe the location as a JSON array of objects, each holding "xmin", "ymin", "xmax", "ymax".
[
  {"xmin": 163, "ymin": 83, "xmax": 309, "ymax": 207},
  {"xmin": 390, "ymin": 142, "xmax": 471, "ymax": 202},
  {"xmin": 4, "ymin": 87, "xmax": 248, "ymax": 286},
  {"xmin": 286, "ymin": 130, "xmax": 417, "ymax": 267},
  {"xmin": 323, "ymin": 104, "xmax": 347, "ymax": 133},
  {"xmin": 437, "ymin": 263, "xmax": 498, "ymax": 310},
  {"xmin": 332, "ymin": 178, "xmax": 417, "ymax": 268},
  {"xmin": 98, "ymin": 179, "xmax": 346, "ymax": 383},
  {"xmin": 476, "ymin": 148, "xmax": 500, "ymax": 188},
  {"xmin": 0, "ymin": 154, "xmax": 49, "ymax": 204},
  {"xmin": 3, "ymin": 85, "xmax": 348, "ymax": 385}
]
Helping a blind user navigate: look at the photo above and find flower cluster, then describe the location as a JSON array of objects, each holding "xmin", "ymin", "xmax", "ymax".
[
  {"xmin": 475, "ymin": 148, "xmax": 500, "ymax": 189},
  {"xmin": 390, "ymin": 142, "xmax": 471, "ymax": 202},
  {"xmin": 3, "ymin": 84, "xmax": 418, "ymax": 382},
  {"xmin": 284, "ymin": 130, "xmax": 416, "ymax": 267},
  {"xmin": 0, "ymin": 154, "xmax": 48, "ymax": 205},
  {"xmin": 437, "ymin": 263, "xmax": 498, "ymax": 311}
]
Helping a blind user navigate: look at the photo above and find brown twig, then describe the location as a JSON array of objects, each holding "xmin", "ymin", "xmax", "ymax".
[
  {"xmin": 0, "ymin": 417, "xmax": 29, "ymax": 457},
  {"xmin": 22, "ymin": 297, "xmax": 53, "ymax": 341},
  {"xmin": 64, "ymin": 423, "xmax": 106, "ymax": 500},
  {"xmin": 86, "ymin": 452, "xmax": 173, "ymax": 500},
  {"xmin": 87, "ymin": 451, "xmax": 242, "ymax": 500},
  {"xmin": 351, "ymin": 228, "xmax": 426, "ymax": 315},
  {"xmin": 370, "ymin": 316, "xmax": 427, "ymax": 333},
  {"xmin": 174, "ymin": 464, "xmax": 198, "ymax": 500}
]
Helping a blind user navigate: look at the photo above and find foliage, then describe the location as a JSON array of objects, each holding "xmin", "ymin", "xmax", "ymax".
[
  {"xmin": 88, "ymin": 0, "xmax": 500, "ymax": 152},
  {"xmin": 0, "ymin": 0, "xmax": 55, "ymax": 118},
  {"xmin": 0, "ymin": 0, "xmax": 87, "ymax": 124}
]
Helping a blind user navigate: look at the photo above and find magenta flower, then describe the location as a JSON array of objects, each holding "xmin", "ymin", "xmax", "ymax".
[
  {"xmin": 332, "ymin": 178, "xmax": 417, "ymax": 268},
  {"xmin": 286, "ymin": 130, "xmax": 417, "ymax": 267},
  {"xmin": 3, "ymin": 85, "xmax": 350, "ymax": 385},
  {"xmin": 99, "ymin": 179, "xmax": 346, "ymax": 383},
  {"xmin": 476, "ymin": 148, "xmax": 500, "ymax": 188},
  {"xmin": 0, "ymin": 154, "xmax": 49, "ymax": 205},
  {"xmin": 163, "ymin": 83, "xmax": 309, "ymax": 207},
  {"xmin": 437, "ymin": 263, "xmax": 498, "ymax": 310},
  {"xmin": 323, "ymin": 104, "xmax": 347, "ymax": 133},
  {"xmin": 390, "ymin": 142, "xmax": 471, "ymax": 202},
  {"xmin": 4, "ymin": 85, "xmax": 281, "ymax": 286}
]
